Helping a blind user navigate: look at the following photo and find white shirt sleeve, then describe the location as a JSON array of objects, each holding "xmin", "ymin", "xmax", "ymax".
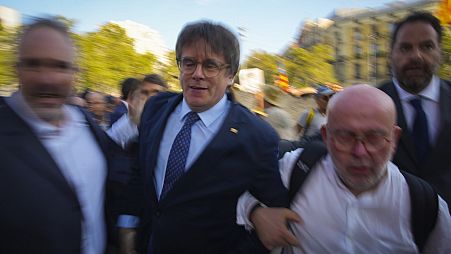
[
  {"xmin": 106, "ymin": 114, "xmax": 138, "ymax": 148},
  {"xmin": 422, "ymin": 197, "xmax": 451, "ymax": 254},
  {"xmin": 236, "ymin": 149, "xmax": 303, "ymax": 230}
]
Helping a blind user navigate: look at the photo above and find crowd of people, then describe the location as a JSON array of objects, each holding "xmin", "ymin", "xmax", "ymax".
[{"xmin": 0, "ymin": 10, "xmax": 450, "ymax": 254}]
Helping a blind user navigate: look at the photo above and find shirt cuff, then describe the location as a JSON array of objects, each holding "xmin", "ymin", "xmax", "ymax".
[
  {"xmin": 236, "ymin": 191, "xmax": 266, "ymax": 231},
  {"xmin": 107, "ymin": 114, "xmax": 138, "ymax": 148},
  {"xmin": 117, "ymin": 215, "xmax": 140, "ymax": 228}
]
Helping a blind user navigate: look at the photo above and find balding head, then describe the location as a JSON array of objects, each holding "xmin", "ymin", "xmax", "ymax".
[
  {"xmin": 321, "ymin": 84, "xmax": 401, "ymax": 196},
  {"xmin": 327, "ymin": 84, "xmax": 397, "ymax": 126}
]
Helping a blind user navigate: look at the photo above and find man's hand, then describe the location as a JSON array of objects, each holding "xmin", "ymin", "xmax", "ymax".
[
  {"xmin": 250, "ymin": 207, "xmax": 301, "ymax": 250},
  {"xmin": 118, "ymin": 228, "xmax": 137, "ymax": 254}
]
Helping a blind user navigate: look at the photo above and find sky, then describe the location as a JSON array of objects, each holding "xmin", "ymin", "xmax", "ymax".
[{"xmin": 1, "ymin": 0, "xmax": 400, "ymax": 60}]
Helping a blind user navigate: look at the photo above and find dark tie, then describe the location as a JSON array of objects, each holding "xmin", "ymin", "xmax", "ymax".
[
  {"xmin": 161, "ymin": 111, "xmax": 200, "ymax": 197},
  {"xmin": 410, "ymin": 97, "xmax": 430, "ymax": 162}
]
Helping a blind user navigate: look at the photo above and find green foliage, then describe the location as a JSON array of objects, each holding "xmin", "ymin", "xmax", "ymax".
[
  {"xmin": 0, "ymin": 26, "xmax": 18, "ymax": 86},
  {"xmin": 243, "ymin": 51, "xmax": 279, "ymax": 85},
  {"xmin": 76, "ymin": 23, "xmax": 157, "ymax": 94},
  {"xmin": 160, "ymin": 51, "xmax": 180, "ymax": 91},
  {"xmin": 439, "ymin": 27, "xmax": 451, "ymax": 80},
  {"xmin": 284, "ymin": 44, "xmax": 337, "ymax": 88}
]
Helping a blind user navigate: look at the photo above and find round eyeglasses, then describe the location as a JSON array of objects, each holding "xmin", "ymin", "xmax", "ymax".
[
  {"xmin": 330, "ymin": 130, "xmax": 391, "ymax": 153},
  {"xmin": 177, "ymin": 57, "xmax": 230, "ymax": 78}
]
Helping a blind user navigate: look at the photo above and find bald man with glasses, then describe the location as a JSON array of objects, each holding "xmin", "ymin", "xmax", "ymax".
[{"xmin": 237, "ymin": 85, "xmax": 451, "ymax": 254}]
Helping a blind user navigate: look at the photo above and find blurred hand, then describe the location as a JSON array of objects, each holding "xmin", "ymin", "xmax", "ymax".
[
  {"xmin": 250, "ymin": 207, "xmax": 301, "ymax": 250},
  {"xmin": 128, "ymin": 90, "xmax": 147, "ymax": 125},
  {"xmin": 118, "ymin": 228, "xmax": 137, "ymax": 254}
]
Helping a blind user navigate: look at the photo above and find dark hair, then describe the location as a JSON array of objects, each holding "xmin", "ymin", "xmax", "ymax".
[
  {"xmin": 143, "ymin": 74, "xmax": 167, "ymax": 88},
  {"xmin": 19, "ymin": 17, "xmax": 72, "ymax": 50},
  {"xmin": 391, "ymin": 11, "xmax": 442, "ymax": 49},
  {"xmin": 120, "ymin": 78, "xmax": 140, "ymax": 100},
  {"xmin": 175, "ymin": 20, "xmax": 240, "ymax": 76}
]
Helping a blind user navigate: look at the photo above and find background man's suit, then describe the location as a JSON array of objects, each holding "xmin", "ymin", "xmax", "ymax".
[
  {"xmin": 379, "ymin": 80, "xmax": 451, "ymax": 206},
  {"xmin": 0, "ymin": 97, "xmax": 116, "ymax": 253},
  {"xmin": 109, "ymin": 101, "xmax": 128, "ymax": 126},
  {"xmin": 121, "ymin": 92, "xmax": 288, "ymax": 254}
]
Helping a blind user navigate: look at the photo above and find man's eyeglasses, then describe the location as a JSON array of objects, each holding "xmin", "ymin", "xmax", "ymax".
[
  {"xmin": 177, "ymin": 57, "xmax": 230, "ymax": 78},
  {"xmin": 330, "ymin": 130, "xmax": 391, "ymax": 153}
]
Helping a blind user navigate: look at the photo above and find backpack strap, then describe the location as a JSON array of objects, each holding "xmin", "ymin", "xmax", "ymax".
[
  {"xmin": 400, "ymin": 170, "xmax": 439, "ymax": 252},
  {"xmin": 288, "ymin": 141, "xmax": 327, "ymax": 203}
]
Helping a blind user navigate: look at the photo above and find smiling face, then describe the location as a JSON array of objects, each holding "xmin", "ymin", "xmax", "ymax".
[
  {"xmin": 179, "ymin": 40, "xmax": 233, "ymax": 112},
  {"xmin": 390, "ymin": 21, "xmax": 442, "ymax": 94},
  {"xmin": 17, "ymin": 26, "xmax": 76, "ymax": 124}
]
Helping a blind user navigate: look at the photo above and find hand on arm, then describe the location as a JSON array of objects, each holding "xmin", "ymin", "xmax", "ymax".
[
  {"xmin": 250, "ymin": 206, "xmax": 301, "ymax": 250},
  {"xmin": 128, "ymin": 89, "xmax": 147, "ymax": 125}
]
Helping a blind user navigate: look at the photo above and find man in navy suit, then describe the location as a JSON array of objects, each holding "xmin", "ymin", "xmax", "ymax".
[
  {"xmin": 117, "ymin": 21, "xmax": 289, "ymax": 254},
  {"xmin": 0, "ymin": 18, "xmax": 119, "ymax": 253},
  {"xmin": 379, "ymin": 12, "xmax": 451, "ymax": 207}
]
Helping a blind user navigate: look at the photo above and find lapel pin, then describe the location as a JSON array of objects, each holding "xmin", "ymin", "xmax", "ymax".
[{"xmin": 230, "ymin": 128, "xmax": 238, "ymax": 134}]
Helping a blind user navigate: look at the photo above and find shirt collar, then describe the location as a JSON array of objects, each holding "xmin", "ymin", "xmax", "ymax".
[
  {"xmin": 392, "ymin": 75, "xmax": 440, "ymax": 103},
  {"xmin": 6, "ymin": 91, "xmax": 79, "ymax": 139},
  {"xmin": 180, "ymin": 94, "xmax": 228, "ymax": 127}
]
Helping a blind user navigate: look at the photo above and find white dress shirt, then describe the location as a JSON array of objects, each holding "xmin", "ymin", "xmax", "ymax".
[
  {"xmin": 237, "ymin": 148, "xmax": 451, "ymax": 254},
  {"xmin": 393, "ymin": 75, "xmax": 441, "ymax": 146},
  {"xmin": 6, "ymin": 92, "xmax": 107, "ymax": 254}
]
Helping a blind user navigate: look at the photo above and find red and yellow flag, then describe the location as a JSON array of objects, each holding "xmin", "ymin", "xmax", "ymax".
[{"xmin": 436, "ymin": 0, "xmax": 451, "ymax": 25}]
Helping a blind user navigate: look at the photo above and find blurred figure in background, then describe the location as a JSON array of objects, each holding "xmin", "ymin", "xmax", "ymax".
[
  {"xmin": 296, "ymin": 85, "xmax": 334, "ymax": 139},
  {"xmin": 140, "ymin": 73, "xmax": 168, "ymax": 98},
  {"xmin": 86, "ymin": 91, "xmax": 109, "ymax": 130},
  {"xmin": 110, "ymin": 77, "xmax": 140, "ymax": 126},
  {"xmin": 262, "ymin": 85, "xmax": 296, "ymax": 140}
]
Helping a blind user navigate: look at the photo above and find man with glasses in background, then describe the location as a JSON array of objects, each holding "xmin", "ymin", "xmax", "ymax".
[
  {"xmin": 117, "ymin": 20, "xmax": 289, "ymax": 254},
  {"xmin": 237, "ymin": 85, "xmax": 450, "ymax": 253}
]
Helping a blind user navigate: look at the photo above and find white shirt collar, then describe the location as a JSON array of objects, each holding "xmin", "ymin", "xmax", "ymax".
[
  {"xmin": 180, "ymin": 94, "xmax": 228, "ymax": 128},
  {"xmin": 5, "ymin": 91, "xmax": 80, "ymax": 139},
  {"xmin": 392, "ymin": 75, "xmax": 440, "ymax": 103}
]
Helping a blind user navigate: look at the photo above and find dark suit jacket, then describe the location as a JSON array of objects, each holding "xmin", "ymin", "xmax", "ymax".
[
  {"xmin": 109, "ymin": 101, "xmax": 128, "ymax": 126},
  {"xmin": 121, "ymin": 92, "xmax": 288, "ymax": 254},
  {"xmin": 379, "ymin": 80, "xmax": 451, "ymax": 206},
  {"xmin": 0, "ymin": 97, "xmax": 117, "ymax": 253}
]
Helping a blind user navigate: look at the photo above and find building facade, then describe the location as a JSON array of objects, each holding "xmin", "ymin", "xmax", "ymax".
[{"xmin": 297, "ymin": 0, "xmax": 441, "ymax": 86}]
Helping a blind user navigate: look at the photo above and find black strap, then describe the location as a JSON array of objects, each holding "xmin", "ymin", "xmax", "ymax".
[
  {"xmin": 288, "ymin": 141, "xmax": 327, "ymax": 203},
  {"xmin": 400, "ymin": 170, "xmax": 439, "ymax": 252}
]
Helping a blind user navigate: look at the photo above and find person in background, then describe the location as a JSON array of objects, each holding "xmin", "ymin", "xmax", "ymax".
[
  {"xmin": 379, "ymin": 11, "xmax": 451, "ymax": 208},
  {"xmin": 110, "ymin": 77, "xmax": 140, "ymax": 126},
  {"xmin": 296, "ymin": 85, "xmax": 334, "ymax": 139}
]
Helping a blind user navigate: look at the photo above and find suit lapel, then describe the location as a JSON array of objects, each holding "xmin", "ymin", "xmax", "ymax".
[
  {"xmin": 0, "ymin": 99, "xmax": 78, "ymax": 201},
  {"xmin": 159, "ymin": 101, "xmax": 246, "ymax": 204},
  {"xmin": 142, "ymin": 94, "xmax": 182, "ymax": 204},
  {"xmin": 382, "ymin": 82, "xmax": 418, "ymax": 165},
  {"xmin": 424, "ymin": 80, "xmax": 451, "ymax": 170}
]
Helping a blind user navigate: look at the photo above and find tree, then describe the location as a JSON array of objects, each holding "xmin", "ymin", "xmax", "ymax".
[
  {"xmin": 77, "ymin": 23, "xmax": 157, "ymax": 94},
  {"xmin": 0, "ymin": 25, "xmax": 18, "ymax": 86},
  {"xmin": 160, "ymin": 51, "xmax": 180, "ymax": 91},
  {"xmin": 284, "ymin": 44, "xmax": 337, "ymax": 87},
  {"xmin": 243, "ymin": 51, "xmax": 279, "ymax": 85}
]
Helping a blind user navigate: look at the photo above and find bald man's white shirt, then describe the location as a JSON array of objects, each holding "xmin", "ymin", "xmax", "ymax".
[{"xmin": 237, "ymin": 149, "xmax": 451, "ymax": 254}]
